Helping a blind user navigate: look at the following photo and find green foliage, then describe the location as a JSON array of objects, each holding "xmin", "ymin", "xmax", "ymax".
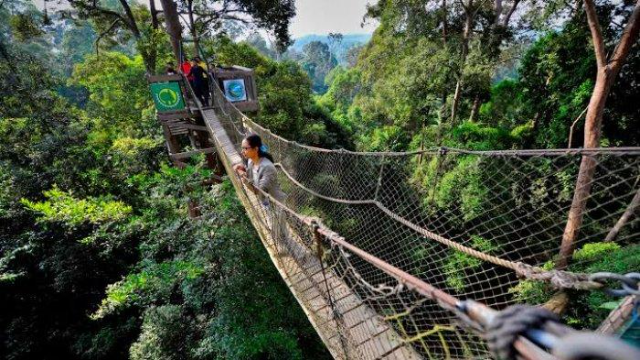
[
  {"xmin": 300, "ymin": 40, "xmax": 338, "ymax": 93},
  {"xmin": 572, "ymin": 242, "xmax": 621, "ymax": 262},
  {"xmin": 425, "ymin": 156, "xmax": 489, "ymax": 222},
  {"xmin": 129, "ymin": 305, "xmax": 191, "ymax": 360},
  {"xmin": 509, "ymin": 261, "xmax": 556, "ymax": 304},
  {"xmin": 568, "ymin": 243, "xmax": 640, "ymax": 329},
  {"xmin": 317, "ymin": 66, "xmax": 362, "ymax": 130},
  {"xmin": 447, "ymin": 122, "xmax": 518, "ymax": 151},
  {"xmin": 94, "ymin": 261, "xmax": 205, "ymax": 319},
  {"xmin": 510, "ymin": 243, "xmax": 640, "ymax": 329},
  {"xmin": 2, "ymin": 27, "xmax": 329, "ymax": 360},
  {"xmin": 444, "ymin": 236, "xmax": 494, "ymax": 291},
  {"xmin": 22, "ymin": 186, "xmax": 132, "ymax": 226},
  {"xmin": 69, "ymin": 52, "xmax": 151, "ymax": 126},
  {"xmin": 10, "ymin": 13, "xmax": 44, "ymax": 41}
]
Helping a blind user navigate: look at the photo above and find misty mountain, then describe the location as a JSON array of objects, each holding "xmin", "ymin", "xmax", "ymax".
[{"xmin": 290, "ymin": 33, "xmax": 372, "ymax": 53}]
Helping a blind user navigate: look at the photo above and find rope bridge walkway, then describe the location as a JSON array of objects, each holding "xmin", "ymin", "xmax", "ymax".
[{"xmin": 157, "ymin": 73, "xmax": 640, "ymax": 359}]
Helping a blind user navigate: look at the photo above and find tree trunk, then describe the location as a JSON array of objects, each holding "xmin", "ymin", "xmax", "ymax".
[
  {"xmin": 451, "ymin": 80, "xmax": 462, "ymax": 124},
  {"xmin": 450, "ymin": 2, "xmax": 473, "ymax": 124},
  {"xmin": 186, "ymin": 0, "xmax": 201, "ymax": 58},
  {"xmin": 193, "ymin": 35, "xmax": 200, "ymax": 58},
  {"xmin": 118, "ymin": 0, "xmax": 140, "ymax": 37},
  {"xmin": 557, "ymin": 0, "xmax": 640, "ymax": 269},
  {"xmin": 150, "ymin": 0, "xmax": 159, "ymax": 29},
  {"xmin": 159, "ymin": 0, "xmax": 183, "ymax": 63},
  {"xmin": 439, "ymin": 92, "xmax": 447, "ymax": 125},
  {"xmin": 441, "ymin": 0, "xmax": 448, "ymax": 44},
  {"xmin": 494, "ymin": 0, "xmax": 503, "ymax": 24},
  {"xmin": 468, "ymin": 95, "xmax": 480, "ymax": 122},
  {"xmin": 604, "ymin": 188, "xmax": 640, "ymax": 242}
]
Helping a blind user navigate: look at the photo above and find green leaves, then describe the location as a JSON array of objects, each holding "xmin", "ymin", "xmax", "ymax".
[
  {"xmin": 93, "ymin": 261, "xmax": 205, "ymax": 320},
  {"xmin": 21, "ymin": 185, "xmax": 132, "ymax": 226},
  {"xmin": 9, "ymin": 13, "xmax": 44, "ymax": 42},
  {"xmin": 69, "ymin": 52, "xmax": 152, "ymax": 129},
  {"xmin": 444, "ymin": 236, "xmax": 495, "ymax": 292}
]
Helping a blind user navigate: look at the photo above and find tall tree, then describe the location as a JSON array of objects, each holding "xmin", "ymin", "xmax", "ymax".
[
  {"xmin": 450, "ymin": 0, "xmax": 523, "ymax": 123},
  {"xmin": 327, "ymin": 32, "xmax": 343, "ymax": 62},
  {"xmin": 173, "ymin": 0, "xmax": 295, "ymax": 59},
  {"xmin": 66, "ymin": 0, "xmax": 161, "ymax": 73},
  {"xmin": 159, "ymin": 0, "xmax": 183, "ymax": 61},
  {"xmin": 557, "ymin": 0, "xmax": 640, "ymax": 269},
  {"xmin": 301, "ymin": 41, "xmax": 338, "ymax": 93}
]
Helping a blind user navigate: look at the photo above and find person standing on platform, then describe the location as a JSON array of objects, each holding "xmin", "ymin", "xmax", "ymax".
[
  {"xmin": 194, "ymin": 57, "xmax": 210, "ymax": 106},
  {"xmin": 188, "ymin": 58, "xmax": 208, "ymax": 106}
]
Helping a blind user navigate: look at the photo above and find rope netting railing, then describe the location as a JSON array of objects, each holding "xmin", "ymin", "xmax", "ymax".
[{"xmin": 196, "ymin": 75, "xmax": 640, "ymax": 359}]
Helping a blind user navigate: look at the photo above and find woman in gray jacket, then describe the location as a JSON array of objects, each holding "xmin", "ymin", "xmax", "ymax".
[
  {"xmin": 233, "ymin": 134, "xmax": 288, "ymax": 243},
  {"xmin": 233, "ymin": 134, "xmax": 286, "ymax": 204}
]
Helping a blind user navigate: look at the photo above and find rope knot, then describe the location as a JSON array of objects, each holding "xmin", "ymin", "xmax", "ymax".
[{"xmin": 514, "ymin": 263, "xmax": 601, "ymax": 290}]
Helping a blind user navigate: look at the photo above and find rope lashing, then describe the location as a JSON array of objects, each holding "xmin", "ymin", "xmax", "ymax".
[{"xmin": 514, "ymin": 263, "xmax": 602, "ymax": 290}]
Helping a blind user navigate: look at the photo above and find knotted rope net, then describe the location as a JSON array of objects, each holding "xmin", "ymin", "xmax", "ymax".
[{"xmin": 203, "ymin": 78, "xmax": 640, "ymax": 359}]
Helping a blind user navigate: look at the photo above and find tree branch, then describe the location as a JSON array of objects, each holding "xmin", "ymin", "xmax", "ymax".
[
  {"xmin": 494, "ymin": 0, "xmax": 503, "ymax": 24},
  {"xmin": 457, "ymin": 0, "xmax": 469, "ymax": 13},
  {"xmin": 221, "ymin": 15, "xmax": 251, "ymax": 24},
  {"xmin": 95, "ymin": 18, "xmax": 121, "ymax": 56},
  {"xmin": 149, "ymin": 0, "xmax": 159, "ymax": 29},
  {"xmin": 604, "ymin": 186, "xmax": 640, "ymax": 242},
  {"xmin": 67, "ymin": 0, "xmax": 130, "ymax": 32},
  {"xmin": 117, "ymin": 0, "xmax": 140, "ymax": 37},
  {"xmin": 502, "ymin": 0, "xmax": 521, "ymax": 27},
  {"xmin": 608, "ymin": 0, "xmax": 640, "ymax": 74},
  {"xmin": 584, "ymin": 0, "xmax": 607, "ymax": 69},
  {"xmin": 567, "ymin": 105, "xmax": 588, "ymax": 148}
]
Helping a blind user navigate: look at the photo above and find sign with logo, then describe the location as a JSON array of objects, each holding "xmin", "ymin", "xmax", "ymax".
[
  {"xmin": 150, "ymin": 82, "xmax": 185, "ymax": 112},
  {"xmin": 223, "ymin": 79, "xmax": 248, "ymax": 102}
]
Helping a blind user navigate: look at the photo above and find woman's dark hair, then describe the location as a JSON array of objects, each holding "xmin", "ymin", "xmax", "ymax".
[{"xmin": 245, "ymin": 134, "xmax": 274, "ymax": 162}]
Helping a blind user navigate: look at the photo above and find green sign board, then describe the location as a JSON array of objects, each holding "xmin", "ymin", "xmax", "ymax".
[{"xmin": 150, "ymin": 82, "xmax": 185, "ymax": 112}]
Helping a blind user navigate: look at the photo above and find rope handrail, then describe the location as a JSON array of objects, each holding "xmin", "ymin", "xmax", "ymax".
[{"xmin": 243, "ymin": 115, "xmax": 640, "ymax": 157}]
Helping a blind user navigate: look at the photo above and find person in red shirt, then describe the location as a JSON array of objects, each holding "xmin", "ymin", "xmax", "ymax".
[{"xmin": 180, "ymin": 61, "xmax": 193, "ymax": 82}]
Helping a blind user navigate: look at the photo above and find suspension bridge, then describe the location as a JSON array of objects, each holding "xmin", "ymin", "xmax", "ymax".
[{"xmin": 148, "ymin": 70, "xmax": 640, "ymax": 360}]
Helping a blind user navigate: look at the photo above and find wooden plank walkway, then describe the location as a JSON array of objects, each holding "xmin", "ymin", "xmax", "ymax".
[{"xmin": 200, "ymin": 108, "xmax": 422, "ymax": 360}]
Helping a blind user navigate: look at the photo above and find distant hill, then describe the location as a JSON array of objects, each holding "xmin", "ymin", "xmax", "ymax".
[{"xmin": 290, "ymin": 33, "xmax": 372, "ymax": 53}]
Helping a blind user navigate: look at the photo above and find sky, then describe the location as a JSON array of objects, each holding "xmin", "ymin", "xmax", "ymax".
[
  {"xmin": 289, "ymin": 0, "xmax": 378, "ymax": 38},
  {"xmin": 33, "ymin": 0, "xmax": 379, "ymax": 38}
]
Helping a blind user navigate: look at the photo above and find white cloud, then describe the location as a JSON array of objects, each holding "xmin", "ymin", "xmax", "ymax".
[
  {"xmin": 289, "ymin": 0, "xmax": 378, "ymax": 38},
  {"xmin": 33, "ymin": 0, "xmax": 380, "ymax": 39}
]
